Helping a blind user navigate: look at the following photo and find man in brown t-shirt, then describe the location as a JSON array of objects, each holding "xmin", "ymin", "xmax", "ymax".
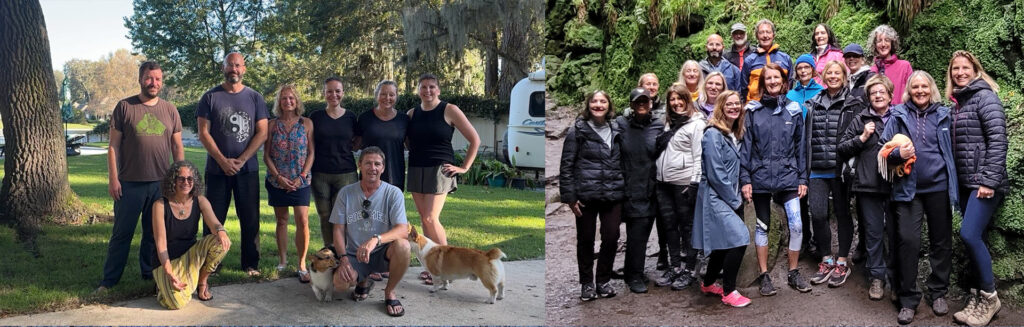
[{"xmin": 97, "ymin": 61, "xmax": 184, "ymax": 292}]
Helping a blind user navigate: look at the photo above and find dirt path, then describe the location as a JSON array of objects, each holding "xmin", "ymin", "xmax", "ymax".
[{"xmin": 544, "ymin": 99, "xmax": 1024, "ymax": 326}]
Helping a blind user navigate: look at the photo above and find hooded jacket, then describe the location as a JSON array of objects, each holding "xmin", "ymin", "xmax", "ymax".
[
  {"xmin": 837, "ymin": 106, "xmax": 892, "ymax": 193},
  {"xmin": 739, "ymin": 95, "xmax": 807, "ymax": 193},
  {"xmin": 692, "ymin": 127, "xmax": 749, "ymax": 253},
  {"xmin": 616, "ymin": 114, "xmax": 664, "ymax": 219},
  {"xmin": 870, "ymin": 54, "xmax": 913, "ymax": 105},
  {"xmin": 786, "ymin": 79, "xmax": 824, "ymax": 118},
  {"xmin": 559, "ymin": 118, "xmax": 625, "ymax": 204},
  {"xmin": 741, "ymin": 43, "xmax": 794, "ymax": 102},
  {"xmin": 813, "ymin": 46, "xmax": 846, "ymax": 87},
  {"xmin": 877, "ymin": 103, "xmax": 959, "ymax": 206},
  {"xmin": 698, "ymin": 58, "xmax": 743, "ymax": 93},
  {"xmin": 725, "ymin": 43, "xmax": 757, "ymax": 71},
  {"xmin": 951, "ymin": 79, "xmax": 1009, "ymax": 193}
]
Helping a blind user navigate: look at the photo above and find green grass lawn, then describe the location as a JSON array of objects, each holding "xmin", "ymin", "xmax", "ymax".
[{"xmin": 0, "ymin": 146, "xmax": 543, "ymax": 316}]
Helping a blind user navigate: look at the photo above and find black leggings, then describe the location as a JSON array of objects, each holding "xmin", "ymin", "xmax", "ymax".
[
  {"xmin": 655, "ymin": 182, "xmax": 698, "ymax": 271},
  {"xmin": 703, "ymin": 245, "xmax": 746, "ymax": 294},
  {"xmin": 575, "ymin": 201, "xmax": 622, "ymax": 285},
  {"xmin": 809, "ymin": 178, "xmax": 853, "ymax": 258}
]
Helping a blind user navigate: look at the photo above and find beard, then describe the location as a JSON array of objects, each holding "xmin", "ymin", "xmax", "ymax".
[
  {"xmin": 224, "ymin": 73, "xmax": 241, "ymax": 84},
  {"xmin": 733, "ymin": 36, "xmax": 747, "ymax": 47},
  {"xmin": 142, "ymin": 86, "xmax": 159, "ymax": 98},
  {"xmin": 708, "ymin": 50, "xmax": 722, "ymax": 60}
]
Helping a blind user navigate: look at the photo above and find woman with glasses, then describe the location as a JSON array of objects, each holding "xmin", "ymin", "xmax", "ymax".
[
  {"xmin": 264, "ymin": 83, "xmax": 315, "ymax": 283},
  {"xmin": 152, "ymin": 160, "xmax": 232, "ymax": 309}
]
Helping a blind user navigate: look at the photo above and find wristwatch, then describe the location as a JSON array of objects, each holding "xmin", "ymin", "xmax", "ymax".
[{"xmin": 374, "ymin": 234, "xmax": 383, "ymax": 246}]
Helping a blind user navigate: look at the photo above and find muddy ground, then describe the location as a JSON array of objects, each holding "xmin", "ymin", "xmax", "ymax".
[{"xmin": 543, "ymin": 98, "xmax": 1024, "ymax": 326}]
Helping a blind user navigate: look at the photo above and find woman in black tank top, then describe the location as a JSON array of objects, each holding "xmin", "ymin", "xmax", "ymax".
[
  {"xmin": 151, "ymin": 160, "xmax": 232, "ymax": 309},
  {"xmin": 406, "ymin": 74, "xmax": 480, "ymax": 285}
]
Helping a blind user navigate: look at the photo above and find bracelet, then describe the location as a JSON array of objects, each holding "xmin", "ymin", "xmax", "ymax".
[{"xmin": 216, "ymin": 226, "xmax": 226, "ymax": 232}]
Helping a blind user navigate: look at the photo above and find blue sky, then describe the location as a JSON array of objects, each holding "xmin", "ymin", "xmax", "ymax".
[{"xmin": 41, "ymin": 0, "xmax": 134, "ymax": 71}]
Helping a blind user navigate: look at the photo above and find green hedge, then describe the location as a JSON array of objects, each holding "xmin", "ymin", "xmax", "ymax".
[{"xmin": 177, "ymin": 94, "xmax": 508, "ymax": 133}]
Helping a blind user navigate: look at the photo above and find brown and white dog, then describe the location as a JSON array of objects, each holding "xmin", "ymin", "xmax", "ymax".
[
  {"xmin": 309, "ymin": 247, "xmax": 340, "ymax": 302},
  {"xmin": 408, "ymin": 226, "xmax": 506, "ymax": 304}
]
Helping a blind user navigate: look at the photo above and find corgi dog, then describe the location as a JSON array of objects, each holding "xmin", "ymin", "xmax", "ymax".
[
  {"xmin": 309, "ymin": 247, "xmax": 340, "ymax": 302},
  {"xmin": 408, "ymin": 226, "xmax": 507, "ymax": 304}
]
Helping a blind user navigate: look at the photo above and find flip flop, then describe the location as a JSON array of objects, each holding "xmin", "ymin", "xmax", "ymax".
[
  {"xmin": 420, "ymin": 271, "xmax": 433, "ymax": 285},
  {"xmin": 197, "ymin": 283, "xmax": 212, "ymax": 301},
  {"xmin": 380, "ymin": 272, "xmax": 390, "ymax": 279},
  {"xmin": 245, "ymin": 268, "xmax": 261, "ymax": 277},
  {"xmin": 385, "ymin": 298, "xmax": 405, "ymax": 317},
  {"xmin": 352, "ymin": 280, "xmax": 374, "ymax": 302},
  {"xmin": 418, "ymin": 271, "xmax": 430, "ymax": 280},
  {"xmin": 297, "ymin": 270, "xmax": 311, "ymax": 284},
  {"xmin": 369, "ymin": 272, "xmax": 383, "ymax": 281}
]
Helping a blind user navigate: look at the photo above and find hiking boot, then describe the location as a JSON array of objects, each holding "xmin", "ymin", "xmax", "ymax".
[
  {"xmin": 965, "ymin": 289, "xmax": 1001, "ymax": 326},
  {"xmin": 828, "ymin": 262, "xmax": 850, "ymax": 287},
  {"xmin": 898, "ymin": 307, "xmax": 915, "ymax": 324},
  {"xmin": 671, "ymin": 273, "xmax": 694, "ymax": 291},
  {"xmin": 655, "ymin": 269, "xmax": 677, "ymax": 287},
  {"xmin": 868, "ymin": 278, "xmax": 884, "ymax": 300},
  {"xmin": 627, "ymin": 278, "xmax": 648, "ymax": 294},
  {"xmin": 932, "ymin": 297, "xmax": 949, "ymax": 316},
  {"xmin": 810, "ymin": 259, "xmax": 835, "ymax": 285},
  {"xmin": 788, "ymin": 269, "xmax": 812, "ymax": 293},
  {"xmin": 579, "ymin": 283, "xmax": 596, "ymax": 302},
  {"xmin": 954, "ymin": 289, "xmax": 978, "ymax": 324},
  {"xmin": 596, "ymin": 281, "xmax": 617, "ymax": 298},
  {"xmin": 721, "ymin": 290, "xmax": 751, "ymax": 307},
  {"xmin": 700, "ymin": 282, "xmax": 724, "ymax": 297},
  {"xmin": 758, "ymin": 273, "xmax": 777, "ymax": 296}
]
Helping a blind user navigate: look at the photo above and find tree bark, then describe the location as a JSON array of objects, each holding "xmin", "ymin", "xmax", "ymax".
[
  {"xmin": 483, "ymin": 30, "xmax": 499, "ymax": 97},
  {"xmin": 497, "ymin": 18, "xmax": 529, "ymax": 103},
  {"xmin": 0, "ymin": 0, "xmax": 87, "ymax": 250}
]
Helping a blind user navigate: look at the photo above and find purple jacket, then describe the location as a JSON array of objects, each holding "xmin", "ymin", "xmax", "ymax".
[{"xmin": 870, "ymin": 54, "xmax": 913, "ymax": 105}]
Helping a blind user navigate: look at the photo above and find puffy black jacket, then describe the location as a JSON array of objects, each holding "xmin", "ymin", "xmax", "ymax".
[
  {"xmin": 559, "ymin": 118, "xmax": 625, "ymax": 204},
  {"xmin": 951, "ymin": 79, "xmax": 1009, "ymax": 192},
  {"xmin": 806, "ymin": 87, "xmax": 857, "ymax": 172},
  {"xmin": 616, "ymin": 115, "xmax": 664, "ymax": 219},
  {"xmin": 846, "ymin": 68, "xmax": 875, "ymax": 110},
  {"xmin": 740, "ymin": 95, "xmax": 807, "ymax": 193},
  {"xmin": 836, "ymin": 106, "xmax": 891, "ymax": 193}
]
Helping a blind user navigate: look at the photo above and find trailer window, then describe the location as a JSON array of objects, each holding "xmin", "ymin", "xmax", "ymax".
[{"xmin": 529, "ymin": 91, "xmax": 544, "ymax": 117}]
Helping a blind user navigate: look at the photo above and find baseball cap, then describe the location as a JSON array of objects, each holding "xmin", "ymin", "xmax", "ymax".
[
  {"xmin": 730, "ymin": 23, "xmax": 747, "ymax": 34},
  {"xmin": 629, "ymin": 87, "xmax": 651, "ymax": 103},
  {"xmin": 843, "ymin": 43, "xmax": 864, "ymax": 57}
]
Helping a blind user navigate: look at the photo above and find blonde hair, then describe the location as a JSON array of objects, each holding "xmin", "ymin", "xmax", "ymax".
[
  {"xmin": 903, "ymin": 70, "xmax": 943, "ymax": 106},
  {"xmin": 821, "ymin": 60, "xmax": 848, "ymax": 88},
  {"xmin": 698, "ymin": 72, "xmax": 728, "ymax": 106},
  {"xmin": 677, "ymin": 60, "xmax": 705, "ymax": 90},
  {"xmin": 864, "ymin": 74, "xmax": 894, "ymax": 98},
  {"xmin": 708, "ymin": 90, "xmax": 745, "ymax": 139},
  {"xmin": 944, "ymin": 50, "xmax": 1000, "ymax": 99},
  {"xmin": 272, "ymin": 83, "xmax": 305, "ymax": 117}
]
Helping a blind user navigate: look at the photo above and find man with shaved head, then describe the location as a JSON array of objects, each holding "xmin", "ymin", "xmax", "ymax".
[
  {"xmin": 698, "ymin": 33, "xmax": 743, "ymax": 92},
  {"xmin": 196, "ymin": 52, "xmax": 269, "ymax": 276}
]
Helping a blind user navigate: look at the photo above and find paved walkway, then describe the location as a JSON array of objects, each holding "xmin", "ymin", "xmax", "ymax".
[{"xmin": 0, "ymin": 260, "xmax": 544, "ymax": 325}]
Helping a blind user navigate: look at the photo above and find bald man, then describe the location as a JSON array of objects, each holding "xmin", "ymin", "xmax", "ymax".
[
  {"xmin": 698, "ymin": 34, "xmax": 743, "ymax": 93},
  {"xmin": 196, "ymin": 52, "xmax": 269, "ymax": 275}
]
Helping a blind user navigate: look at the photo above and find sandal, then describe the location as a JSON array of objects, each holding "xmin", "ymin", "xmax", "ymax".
[
  {"xmin": 276, "ymin": 263, "xmax": 287, "ymax": 273},
  {"xmin": 351, "ymin": 280, "xmax": 374, "ymax": 302},
  {"xmin": 380, "ymin": 272, "xmax": 390, "ymax": 279},
  {"xmin": 385, "ymin": 298, "xmax": 405, "ymax": 317},
  {"xmin": 197, "ymin": 283, "xmax": 212, "ymax": 301},
  {"xmin": 369, "ymin": 272, "xmax": 383, "ymax": 281},
  {"xmin": 297, "ymin": 270, "xmax": 310, "ymax": 284},
  {"xmin": 420, "ymin": 271, "xmax": 434, "ymax": 285},
  {"xmin": 245, "ymin": 268, "xmax": 261, "ymax": 277}
]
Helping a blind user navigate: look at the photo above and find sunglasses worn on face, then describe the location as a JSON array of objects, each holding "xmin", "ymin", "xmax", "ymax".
[{"xmin": 175, "ymin": 176, "xmax": 195, "ymax": 184}]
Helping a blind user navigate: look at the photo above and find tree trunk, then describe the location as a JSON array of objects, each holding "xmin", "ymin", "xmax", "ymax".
[
  {"xmin": 484, "ymin": 30, "xmax": 499, "ymax": 97},
  {"xmin": 497, "ymin": 18, "xmax": 529, "ymax": 103},
  {"xmin": 0, "ymin": 0, "xmax": 87, "ymax": 251}
]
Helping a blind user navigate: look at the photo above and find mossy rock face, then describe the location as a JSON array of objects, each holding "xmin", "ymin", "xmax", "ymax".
[{"xmin": 564, "ymin": 20, "xmax": 604, "ymax": 50}]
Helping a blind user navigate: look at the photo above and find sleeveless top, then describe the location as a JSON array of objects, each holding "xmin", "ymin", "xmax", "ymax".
[
  {"xmin": 358, "ymin": 109, "xmax": 409, "ymax": 190},
  {"xmin": 267, "ymin": 118, "xmax": 310, "ymax": 189},
  {"xmin": 163, "ymin": 197, "xmax": 200, "ymax": 262},
  {"xmin": 407, "ymin": 101, "xmax": 455, "ymax": 167}
]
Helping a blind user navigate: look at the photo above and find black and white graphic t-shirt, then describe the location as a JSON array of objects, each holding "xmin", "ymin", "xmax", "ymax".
[{"xmin": 196, "ymin": 85, "xmax": 268, "ymax": 175}]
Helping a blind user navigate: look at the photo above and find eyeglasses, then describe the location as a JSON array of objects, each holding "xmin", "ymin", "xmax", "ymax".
[
  {"xmin": 870, "ymin": 90, "xmax": 889, "ymax": 96},
  {"xmin": 175, "ymin": 176, "xmax": 195, "ymax": 184},
  {"xmin": 361, "ymin": 199, "xmax": 371, "ymax": 219}
]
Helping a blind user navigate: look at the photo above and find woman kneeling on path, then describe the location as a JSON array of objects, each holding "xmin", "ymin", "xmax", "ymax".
[
  {"xmin": 152, "ymin": 160, "xmax": 231, "ymax": 310},
  {"xmin": 693, "ymin": 90, "xmax": 750, "ymax": 307}
]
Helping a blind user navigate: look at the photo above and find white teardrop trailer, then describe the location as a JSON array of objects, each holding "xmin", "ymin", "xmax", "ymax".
[{"xmin": 499, "ymin": 67, "xmax": 545, "ymax": 170}]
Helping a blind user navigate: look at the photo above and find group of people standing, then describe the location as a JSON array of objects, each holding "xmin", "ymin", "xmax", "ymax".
[
  {"xmin": 96, "ymin": 52, "xmax": 481, "ymax": 316},
  {"xmin": 559, "ymin": 20, "xmax": 1008, "ymax": 326}
]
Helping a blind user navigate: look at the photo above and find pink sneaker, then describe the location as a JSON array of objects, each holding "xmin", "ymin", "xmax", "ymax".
[
  {"xmin": 700, "ymin": 282, "xmax": 724, "ymax": 296},
  {"xmin": 722, "ymin": 290, "xmax": 751, "ymax": 307}
]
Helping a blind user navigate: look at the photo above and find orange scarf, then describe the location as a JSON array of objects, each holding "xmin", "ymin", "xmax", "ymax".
[{"xmin": 877, "ymin": 133, "xmax": 916, "ymax": 181}]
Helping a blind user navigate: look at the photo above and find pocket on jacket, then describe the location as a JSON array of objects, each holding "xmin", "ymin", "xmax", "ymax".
[{"xmin": 972, "ymin": 146, "xmax": 981, "ymax": 183}]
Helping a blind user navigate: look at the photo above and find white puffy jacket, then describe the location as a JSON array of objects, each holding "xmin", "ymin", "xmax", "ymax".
[{"xmin": 656, "ymin": 112, "xmax": 706, "ymax": 185}]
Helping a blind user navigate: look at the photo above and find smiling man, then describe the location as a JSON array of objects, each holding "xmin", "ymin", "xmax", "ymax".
[
  {"xmin": 739, "ymin": 19, "xmax": 794, "ymax": 102},
  {"xmin": 97, "ymin": 61, "xmax": 185, "ymax": 292}
]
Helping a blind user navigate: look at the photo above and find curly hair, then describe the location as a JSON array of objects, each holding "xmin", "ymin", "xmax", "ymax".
[
  {"xmin": 161, "ymin": 160, "xmax": 204, "ymax": 199},
  {"xmin": 866, "ymin": 25, "xmax": 900, "ymax": 57}
]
